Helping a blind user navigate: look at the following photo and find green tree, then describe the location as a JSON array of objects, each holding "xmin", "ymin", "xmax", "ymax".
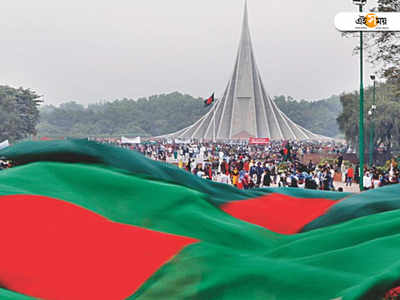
[
  {"xmin": 351, "ymin": 0, "xmax": 400, "ymax": 82},
  {"xmin": 370, "ymin": 0, "xmax": 400, "ymax": 81},
  {"xmin": 38, "ymin": 92, "xmax": 209, "ymax": 138},
  {"xmin": 0, "ymin": 86, "xmax": 41, "ymax": 142},
  {"xmin": 337, "ymin": 82, "xmax": 400, "ymax": 155},
  {"xmin": 275, "ymin": 95, "xmax": 342, "ymax": 137}
]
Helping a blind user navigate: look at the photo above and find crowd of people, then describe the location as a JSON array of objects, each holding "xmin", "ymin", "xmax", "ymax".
[
  {"xmin": 121, "ymin": 140, "xmax": 399, "ymax": 191},
  {"xmin": 0, "ymin": 160, "xmax": 12, "ymax": 170},
  {"xmin": 123, "ymin": 140, "xmax": 348, "ymax": 191},
  {"xmin": 2, "ymin": 138, "xmax": 400, "ymax": 191},
  {"xmin": 351, "ymin": 158, "xmax": 400, "ymax": 190}
]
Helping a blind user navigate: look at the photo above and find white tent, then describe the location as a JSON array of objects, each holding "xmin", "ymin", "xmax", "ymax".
[
  {"xmin": 174, "ymin": 138, "xmax": 190, "ymax": 144},
  {"xmin": 121, "ymin": 136, "xmax": 141, "ymax": 144},
  {"xmin": 0, "ymin": 140, "xmax": 10, "ymax": 150}
]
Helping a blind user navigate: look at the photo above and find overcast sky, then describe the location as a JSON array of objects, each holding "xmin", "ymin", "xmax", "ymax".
[{"xmin": 0, "ymin": 0, "xmax": 378, "ymax": 105}]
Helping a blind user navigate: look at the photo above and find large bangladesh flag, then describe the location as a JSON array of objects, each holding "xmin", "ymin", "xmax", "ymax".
[{"xmin": 1, "ymin": 140, "xmax": 400, "ymax": 300}]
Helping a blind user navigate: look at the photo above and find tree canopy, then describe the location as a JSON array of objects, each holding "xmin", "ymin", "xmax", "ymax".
[
  {"xmin": 0, "ymin": 86, "xmax": 41, "ymax": 142},
  {"xmin": 337, "ymin": 81, "xmax": 400, "ymax": 155},
  {"xmin": 351, "ymin": 0, "xmax": 400, "ymax": 82},
  {"xmin": 275, "ymin": 95, "xmax": 341, "ymax": 138},
  {"xmin": 38, "ymin": 92, "xmax": 341, "ymax": 139},
  {"xmin": 38, "ymin": 92, "xmax": 210, "ymax": 138},
  {"xmin": 369, "ymin": 0, "xmax": 400, "ymax": 82},
  {"xmin": 339, "ymin": 0, "xmax": 400, "ymax": 158}
]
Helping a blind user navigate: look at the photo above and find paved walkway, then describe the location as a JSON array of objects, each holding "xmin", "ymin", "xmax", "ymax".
[
  {"xmin": 268, "ymin": 181, "xmax": 360, "ymax": 193},
  {"xmin": 334, "ymin": 181, "xmax": 360, "ymax": 193}
]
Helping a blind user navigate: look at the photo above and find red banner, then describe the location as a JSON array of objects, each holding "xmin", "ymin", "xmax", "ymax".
[{"xmin": 249, "ymin": 137, "xmax": 270, "ymax": 145}]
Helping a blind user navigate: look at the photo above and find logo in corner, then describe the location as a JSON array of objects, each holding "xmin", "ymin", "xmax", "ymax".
[
  {"xmin": 355, "ymin": 13, "xmax": 388, "ymax": 28},
  {"xmin": 365, "ymin": 13, "xmax": 378, "ymax": 28}
]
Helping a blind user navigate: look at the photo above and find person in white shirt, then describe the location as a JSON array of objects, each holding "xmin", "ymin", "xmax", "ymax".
[
  {"xmin": 219, "ymin": 151, "xmax": 224, "ymax": 160},
  {"xmin": 313, "ymin": 173, "xmax": 320, "ymax": 187},
  {"xmin": 342, "ymin": 166, "xmax": 347, "ymax": 182},
  {"xmin": 330, "ymin": 168, "xmax": 335, "ymax": 189},
  {"xmin": 372, "ymin": 176, "xmax": 380, "ymax": 189},
  {"xmin": 214, "ymin": 172, "xmax": 222, "ymax": 183},
  {"xmin": 219, "ymin": 173, "xmax": 231, "ymax": 185},
  {"xmin": 197, "ymin": 170, "xmax": 205, "ymax": 178},
  {"xmin": 363, "ymin": 171, "xmax": 373, "ymax": 190}
]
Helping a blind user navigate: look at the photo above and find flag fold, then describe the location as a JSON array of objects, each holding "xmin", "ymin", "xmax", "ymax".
[{"xmin": 0, "ymin": 140, "xmax": 400, "ymax": 300}]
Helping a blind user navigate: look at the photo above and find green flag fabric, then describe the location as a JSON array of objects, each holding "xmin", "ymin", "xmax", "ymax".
[{"xmin": 0, "ymin": 140, "xmax": 400, "ymax": 300}]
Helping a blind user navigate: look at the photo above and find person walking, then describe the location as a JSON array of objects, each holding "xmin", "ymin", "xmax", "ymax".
[
  {"xmin": 256, "ymin": 162, "xmax": 264, "ymax": 185},
  {"xmin": 261, "ymin": 169, "xmax": 271, "ymax": 187},
  {"xmin": 363, "ymin": 171, "xmax": 373, "ymax": 190},
  {"xmin": 346, "ymin": 166, "xmax": 354, "ymax": 187}
]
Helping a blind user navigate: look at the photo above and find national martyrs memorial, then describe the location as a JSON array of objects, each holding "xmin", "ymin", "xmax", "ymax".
[{"xmin": 163, "ymin": 2, "xmax": 326, "ymax": 141}]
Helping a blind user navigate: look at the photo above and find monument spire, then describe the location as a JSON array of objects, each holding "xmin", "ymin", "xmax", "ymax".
[{"xmin": 162, "ymin": 2, "xmax": 326, "ymax": 141}]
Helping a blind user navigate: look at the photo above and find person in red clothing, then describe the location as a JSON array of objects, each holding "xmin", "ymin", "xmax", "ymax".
[
  {"xmin": 220, "ymin": 159, "xmax": 230, "ymax": 175},
  {"xmin": 346, "ymin": 166, "xmax": 354, "ymax": 187},
  {"xmin": 243, "ymin": 160, "xmax": 250, "ymax": 172},
  {"xmin": 224, "ymin": 161, "xmax": 230, "ymax": 176},
  {"xmin": 207, "ymin": 164, "xmax": 213, "ymax": 180}
]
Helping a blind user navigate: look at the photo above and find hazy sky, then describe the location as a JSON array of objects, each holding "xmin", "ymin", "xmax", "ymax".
[{"xmin": 0, "ymin": 0, "xmax": 378, "ymax": 105}]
